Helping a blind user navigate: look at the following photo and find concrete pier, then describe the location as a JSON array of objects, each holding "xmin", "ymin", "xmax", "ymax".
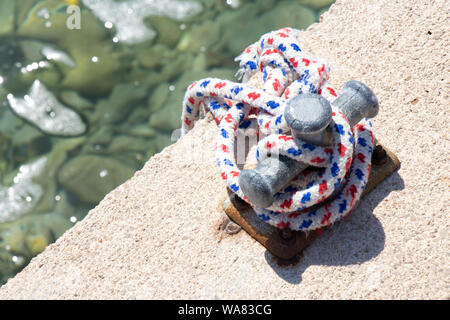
[{"xmin": 0, "ymin": 0, "xmax": 448, "ymax": 299}]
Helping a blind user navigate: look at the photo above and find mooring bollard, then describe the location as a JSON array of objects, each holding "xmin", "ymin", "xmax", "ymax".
[{"xmin": 238, "ymin": 81, "xmax": 379, "ymax": 208}]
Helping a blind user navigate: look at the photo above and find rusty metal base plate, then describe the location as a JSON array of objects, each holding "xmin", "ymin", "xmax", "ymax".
[{"xmin": 223, "ymin": 141, "xmax": 400, "ymax": 262}]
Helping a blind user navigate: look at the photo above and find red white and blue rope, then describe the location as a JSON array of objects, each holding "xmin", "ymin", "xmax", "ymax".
[{"xmin": 181, "ymin": 28, "xmax": 374, "ymax": 231}]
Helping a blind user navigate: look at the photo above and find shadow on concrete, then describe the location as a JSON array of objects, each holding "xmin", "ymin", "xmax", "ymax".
[{"xmin": 264, "ymin": 170, "xmax": 405, "ymax": 284}]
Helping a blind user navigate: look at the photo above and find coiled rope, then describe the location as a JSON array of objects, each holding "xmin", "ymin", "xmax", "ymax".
[{"xmin": 181, "ymin": 28, "xmax": 374, "ymax": 231}]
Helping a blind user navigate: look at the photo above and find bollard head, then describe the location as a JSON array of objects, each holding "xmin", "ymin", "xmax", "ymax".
[
  {"xmin": 343, "ymin": 80, "xmax": 379, "ymax": 119},
  {"xmin": 239, "ymin": 169, "xmax": 274, "ymax": 208},
  {"xmin": 284, "ymin": 93, "xmax": 333, "ymax": 137}
]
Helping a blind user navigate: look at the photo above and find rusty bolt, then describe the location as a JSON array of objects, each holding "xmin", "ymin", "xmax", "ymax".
[
  {"xmin": 279, "ymin": 228, "xmax": 295, "ymax": 244},
  {"xmin": 372, "ymin": 144, "xmax": 387, "ymax": 165},
  {"xmin": 224, "ymin": 219, "xmax": 242, "ymax": 235}
]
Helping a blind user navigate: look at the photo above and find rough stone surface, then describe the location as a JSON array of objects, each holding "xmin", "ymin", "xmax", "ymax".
[{"xmin": 0, "ymin": 0, "xmax": 448, "ymax": 299}]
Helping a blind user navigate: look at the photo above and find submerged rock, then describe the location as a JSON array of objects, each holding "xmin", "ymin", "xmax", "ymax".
[
  {"xmin": 318, "ymin": 7, "xmax": 331, "ymax": 20},
  {"xmin": 0, "ymin": 39, "xmax": 64, "ymax": 94},
  {"xmin": 148, "ymin": 83, "xmax": 170, "ymax": 113},
  {"xmin": 91, "ymin": 82, "xmax": 148, "ymax": 125},
  {"xmin": 0, "ymin": 136, "xmax": 84, "ymax": 224},
  {"xmin": 10, "ymin": 125, "xmax": 51, "ymax": 166},
  {"xmin": 151, "ymin": 133, "xmax": 174, "ymax": 154},
  {"xmin": 146, "ymin": 16, "xmax": 183, "ymax": 48},
  {"xmin": 0, "ymin": 250, "xmax": 24, "ymax": 286},
  {"xmin": 148, "ymin": 105, "xmax": 181, "ymax": 133},
  {"xmin": 0, "ymin": 41, "xmax": 25, "ymax": 91},
  {"xmin": 216, "ymin": 3, "xmax": 261, "ymax": 56},
  {"xmin": 32, "ymin": 137, "xmax": 86, "ymax": 215},
  {"xmin": 80, "ymin": 125, "xmax": 114, "ymax": 155},
  {"xmin": 7, "ymin": 80, "xmax": 87, "ymax": 137},
  {"xmin": 41, "ymin": 46, "xmax": 76, "ymax": 68},
  {"xmin": 17, "ymin": 1, "xmax": 108, "ymax": 46},
  {"xmin": 221, "ymin": 2, "xmax": 316, "ymax": 56},
  {"xmin": 0, "ymin": 0, "xmax": 333, "ymax": 288},
  {"xmin": 0, "ymin": 157, "xmax": 46, "ymax": 224},
  {"xmin": 259, "ymin": 3, "xmax": 317, "ymax": 31},
  {"xmin": 59, "ymin": 90, "xmax": 94, "ymax": 112},
  {"xmin": 0, "ymin": 131, "xmax": 12, "ymax": 170},
  {"xmin": 17, "ymin": 1, "xmax": 129, "ymax": 96},
  {"xmin": 0, "ymin": 2, "xmax": 14, "ymax": 36},
  {"xmin": 57, "ymin": 155, "xmax": 135, "ymax": 204},
  {"xmin": 82, "ymin": 0, "xmax": 203, "ymax": 44},
  {"xmin": 176, "ymin": 20, "xmax": 221, "ymax": 53},
  {"xmin": 0, "ymin": 85, "xmax": 7, "ymax": 104},
  {"xmin": 107, "ymin": 134, "xmax": 150, "ymax": 154},
  {"xmin": 121, "ymin": 124, "xmax": 157, "ymax": 138},
  {"xmin": 60, "ymin": 46, "xmax": 131, "ymax": 97},
  {"xmin": 137, "ymin": 44, "xmax": 171, "ymax": 69},
  {"xmin": 11, "ymin": 125, "xmax": 46, "ymax": 148}
]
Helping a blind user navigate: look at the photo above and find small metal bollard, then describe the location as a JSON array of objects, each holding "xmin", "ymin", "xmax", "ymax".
[
  {"xmin": 224, "ymin": 219, "xmax": 242, "ymax": 235},
  {"xmin": 239, "ymin": 81, "xmax": 380, "ymax": 209}
]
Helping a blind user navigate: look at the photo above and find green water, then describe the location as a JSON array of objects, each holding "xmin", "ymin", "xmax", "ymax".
[{"xmin": 0, "ymin": 0, "xmax": 335, "ymax": 286}]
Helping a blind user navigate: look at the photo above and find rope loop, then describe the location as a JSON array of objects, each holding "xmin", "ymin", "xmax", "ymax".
[{"xmin": 181, "ymin": 28, "xmax": 374, "ymax": 231}]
